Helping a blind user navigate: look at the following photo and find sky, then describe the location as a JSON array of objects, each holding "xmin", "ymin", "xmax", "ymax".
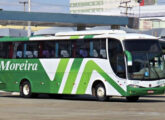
[{"xmin": 0, "ymin": 0, "xmax": 70, "ymax": 13}]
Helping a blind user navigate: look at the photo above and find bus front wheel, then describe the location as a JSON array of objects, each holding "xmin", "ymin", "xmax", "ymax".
[
  {"xmin": 95, "ymin": 83, "xmax": 108, "ymax": 101},
  {"xmin": 20, "ymin": 81, "xmax": 33, "ymax": 98}
]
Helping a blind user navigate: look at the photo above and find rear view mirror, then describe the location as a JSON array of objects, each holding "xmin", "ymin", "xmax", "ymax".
[{"xmin": 124, "ymin": 50, "xmax": 132, "ymax": 66}]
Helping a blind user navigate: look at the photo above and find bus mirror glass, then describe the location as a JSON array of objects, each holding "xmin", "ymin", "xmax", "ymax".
[{"xmin": 124, "ymin": 50, "xmax": 132, "ymax": 66}]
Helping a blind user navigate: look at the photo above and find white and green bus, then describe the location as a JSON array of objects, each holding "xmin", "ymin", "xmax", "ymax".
[{"xmin": 0, "ymin": 30, "xmax": 165, "ymax": 101}]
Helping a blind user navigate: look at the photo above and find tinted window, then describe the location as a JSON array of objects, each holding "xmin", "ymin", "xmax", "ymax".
[
  {"xmin": 15, "ymin": 42, "xmax": 24, "ymax": 58},
  {"xmin": 89, "ymin": 39, "xmax": 106, "ymax": 58},
  {"xmin": 25, "ymin": 42, "xmax": 39, "ymax": 58},
  {"xmin": 58, "ymin": 41, "xmax": 71, "ymax": 58},
  {"xmin": 124, "ymin": 40, "xmax": 161, "ymax": 52},
  {"xmin": 70, "ymin": 39, "xmax": 106, "ymax": 59},
  {"xmin": 108, "ymin": 39, "xmax": 126, "ymax": 78},
  {"xmin": 76, "ymin": 39, "xmax": 90, "ymax": 58},
  {"xmin": 1, "ymin": 39, "xmax": 107, "ymax": 59},
  {"xmin": 0, "ymin": 42, "xmax": 13, "ymax": 58},
  {"xmin": 160, "ymin": 41, "xmax": 165, "ymax": 54},
  {"xmin": 41, "ymin": 41, "xmax": 56, "ymax": 58}
]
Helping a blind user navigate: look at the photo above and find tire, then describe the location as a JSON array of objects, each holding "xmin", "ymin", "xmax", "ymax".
[
  {"xmin": 126, "ymin": 96, "xmax": 139, "ymax": 102},
  {"xmin": 95, "ymin": 83, "xmax": 108, "ymax": 101},
  {"xmin": 20, "ymin": 81, "xmax": 33, "ymax": 98}
]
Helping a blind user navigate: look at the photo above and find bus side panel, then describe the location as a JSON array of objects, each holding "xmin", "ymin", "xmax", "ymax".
[
  {"xmin": 0, "ymin": 59, "xmax": 51, "ymax": 93},
  {"xmin": 39, "ymin": 59, "xmax": 70, "ymax": 94},
  {"xmin": 76, "ymin": 59, "xmax": 126, "ymax": 96},
  {"xmin": 0, "ymin": 58, "xmax": 127, "ymax": 96}
]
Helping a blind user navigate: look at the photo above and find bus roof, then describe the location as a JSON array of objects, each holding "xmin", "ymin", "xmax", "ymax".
[{"xmin": 0, "ymin": 30, "xmax": 157, "ymax": 42}]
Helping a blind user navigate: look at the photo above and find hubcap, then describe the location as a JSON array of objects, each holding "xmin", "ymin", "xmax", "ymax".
[
  {"xmin": 97, "ymin": 87, "xmax": 105, "ymax": 97},
  {"xmin": 23, "ymin": 84, "xmax": 30, "ymax": 95}
]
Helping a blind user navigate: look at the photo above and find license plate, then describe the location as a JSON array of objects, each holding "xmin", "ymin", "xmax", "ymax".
[{"xmin": 147, "ymin": 90, "xmax": 154, "ymax": 94}]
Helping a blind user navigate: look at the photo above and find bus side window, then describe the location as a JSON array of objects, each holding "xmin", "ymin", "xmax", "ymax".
[
  {"xmin": 90, "ymin": 40, "xmax": 99, "ymax": 58},
  {"xmin": 59, "ymin": 40, "xmax": 71, "ymax": 58},
  {"xmin": 55, "ymin": 42, "xmax": 59, "ymax": 58},
  {"xmin": 71, "ymin": 41, "xmax": 76, "ymax": 58},
  {"xmin": 0, "ymin": 42, "xmax": 13, "ymax": 58},
  {"xmin": 9, "ymin": 43, "xmax": 14, "ymax": 58},
  {"xmin": 76, "ymin": 39, "xmax": 89, "ymax": 58},
  {"xmin": 79, "ymin": 49, "xmax": 88, "ymax": 57},
  {"xmin": 100, "ymin": 49, "xmax": 106, "ymax": 58},
  {"xmin": 89, "ymin": 39, "xmax": 106, "ymax": 58},
  {"xmin": 61, "ymin": 50, "xmax": 69, "ymax": 57},
  {"xmin": 16, "ymin": 42, "xmax": 23, "ymax": 58},
  {"xmin": 42, "ymin": 46, "xmax": 51, "ymax": 58},
  {"xmin": 41, "ymin": 41, "xmax": 56, "ymax": 58},
  {"xmin": 100, "ymin": 39, "xmax": 106, "ymax": 58},
  {"xmin": 25, "ymin": 42, "xmax": 39, "ymax": 58}
]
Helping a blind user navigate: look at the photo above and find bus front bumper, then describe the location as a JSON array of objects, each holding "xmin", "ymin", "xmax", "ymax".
[
  {"xmin": 127, "ymin": 86, "xmax": 165, "ymax": 96},
  {"xmin": 0, "ymin": 81, "xmax": 6, "ymax": 90}
]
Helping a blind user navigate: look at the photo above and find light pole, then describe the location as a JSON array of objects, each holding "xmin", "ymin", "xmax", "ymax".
[
  {"xmin": 19, "ymin": 1, "xmax": 28, "ymax": 29},
  {"xmin": 28, "ymin": 0, "xmax": 31, "ymax": 12},
  {"xmin": 19, "ymin": 1, "xmax": 28, "ymax": 12},
  {"xmin": 138, "ymin": 0, "xmax": 142, "ymax": 18},
  {"xmin": 137, "ymin": 0, "xmax": 142, "ymax": 29},
  {"xmin": 28, "ymin": 0, "xmax": 31, "ymax": 36}
]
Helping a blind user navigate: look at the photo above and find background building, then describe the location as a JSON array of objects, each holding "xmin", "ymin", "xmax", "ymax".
[
  {"xmin": 70, "ymin": 0, "xmax": 156, "ymax": 14},
  {"xmin": 144, "ymin": 0, "xmax": 156, "ymax": 5},
  {"xmin": 70, "ymin": 0, "xmax": 165, "ymax": 31}
]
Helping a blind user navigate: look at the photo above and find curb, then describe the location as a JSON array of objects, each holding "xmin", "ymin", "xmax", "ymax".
[{"xmin": 0, "ymin": 91, "xmax": 20, "ymax": 96}]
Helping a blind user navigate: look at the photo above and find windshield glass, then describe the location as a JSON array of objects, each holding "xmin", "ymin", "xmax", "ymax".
[
  {"xmin": 159, "ymin": 40, "xmax": 165, "ymax": 54},
  {"xmin": 124, "ymin": 39, "xmax": 165, "ymax": 80}
]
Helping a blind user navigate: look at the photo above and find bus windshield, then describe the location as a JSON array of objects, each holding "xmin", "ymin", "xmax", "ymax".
[
  {"xmin": 159, "ymin": 40, "xmax": 165, "ymax": 54},
  {"xmin": 124, "ymin": 39, "xmax": 165, "ymax": 80}
]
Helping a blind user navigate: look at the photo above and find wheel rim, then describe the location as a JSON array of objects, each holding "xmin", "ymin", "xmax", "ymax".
[
  {"xmin": 23, "ymin": 84, "xmax": 30, "ymax": 95},
  {"xmin": 97, "ymin": 87, "xmax": 105, "ymax": 97}
]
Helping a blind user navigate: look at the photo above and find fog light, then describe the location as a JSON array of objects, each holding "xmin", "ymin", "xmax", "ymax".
[
  {"xmin": 128, "ymin": 85, "xmax": 139, "ymax": 88},
  {"xmin": 160, "ymin": 83, "xmax": 165, "ymax": 87}
]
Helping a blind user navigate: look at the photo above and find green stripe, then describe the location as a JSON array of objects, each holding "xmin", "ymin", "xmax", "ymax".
[
  {"xmin": 50, "ymin": 59, "xmax": 69, "ymax": 93},
  {"xmin": 76, "ymin": 60, "xmax": 126, "ymax": 96},
  {"xmin": 0, "ymin": 36, "xmax": 29, "ymax": 42},
  {"xmin": 70, "ymin": 36, "xmax": 79, "ymax": 39},
  {"xmin": 63, "ymin": 59, "xmax": 83, "ymax": 94},
  {"xmin": 84, "ymin": 35, "xmax": 94, "ymax": 39}
]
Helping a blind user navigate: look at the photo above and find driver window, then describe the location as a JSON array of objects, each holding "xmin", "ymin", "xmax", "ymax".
[
  {"xmin": 116, "ymin": 54, "xmax": 126, "ymax": 78},
  {"xmin": 108, "ymin": 39, "xmax": 126, "ymax": 78}
]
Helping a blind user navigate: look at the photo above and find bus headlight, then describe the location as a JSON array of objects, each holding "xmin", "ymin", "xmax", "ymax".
[
  {"xmin": 160, "ymin": 83, "xmax": 165, "ymax": 87},
  {"xmin": 128, "ymin": 85, "xmax": 139, "ymax": 88}
]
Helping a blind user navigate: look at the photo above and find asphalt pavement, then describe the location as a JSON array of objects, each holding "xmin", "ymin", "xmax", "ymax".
[{"xmin": 0, "ymin": 93, "xmax": 165, "ymax": 120}]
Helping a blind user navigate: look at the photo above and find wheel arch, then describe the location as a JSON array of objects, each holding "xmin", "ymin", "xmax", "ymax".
[
  {"xmin": 19, "ymin": 78, "xmax": 32, "ymax": 90},
  {"xmin": 91, "ymin": 80, "xmax": 106, "ymax": 96},
  {"xmin": 19, "ymin": 78, "xmax": 35, "ymax": 98}
]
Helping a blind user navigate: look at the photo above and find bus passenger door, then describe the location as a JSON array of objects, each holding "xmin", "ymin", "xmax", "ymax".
[
  {"xmin": 108, "ymin": 39, "xmax": 126, "ymax": 89},
  {"xmin": 116, "ymin": 54, "xmax": 126, "ymax": 78}
]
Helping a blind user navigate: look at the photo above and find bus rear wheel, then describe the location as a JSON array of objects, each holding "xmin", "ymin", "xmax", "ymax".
[
  {"xmin": 20, "ymin": 81, "xmax": 33, "ymax": 98},
  {"xmin": 126, "ymin": 96, "xmax": 139, "ymax": 102},
  {"xmin": 95, "ymin": 83, "xmax": 108, "ymax": 101}
]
